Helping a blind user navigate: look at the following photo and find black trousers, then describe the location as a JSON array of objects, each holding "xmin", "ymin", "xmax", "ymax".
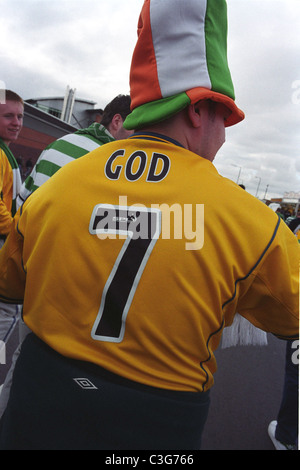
[
  {"xmin": 0, "ymin": 333, "xmax": 210, "ymax": 450},
  {"xmin": 275, "ymin": 340, "xmax": 299, "ymax": 446}
]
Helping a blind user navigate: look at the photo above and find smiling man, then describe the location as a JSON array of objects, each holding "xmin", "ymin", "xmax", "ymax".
[
  {"xmin": 0, "ymin": 89, "xmax": 23, "ymax": 232},
  {"xmin": 0, "ymin": 90, "xmax": 23, "ymax": 380}
]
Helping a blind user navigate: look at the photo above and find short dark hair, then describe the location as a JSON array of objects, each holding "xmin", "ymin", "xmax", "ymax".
[
  {"xmin": 101, "ymin": 94, "xmax": 131, "ymax": 127},
  {"xmin": 0, "ymin": 89, "xmax": 24, "ymax": 105},
  {"xmin": 194, "ymin": 99, "xmax": 218, "ymax": 123}
]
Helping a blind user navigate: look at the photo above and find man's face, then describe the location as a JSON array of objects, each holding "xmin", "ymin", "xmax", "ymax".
[{"xmin": 0, "ymin": 100, "xmax": 24, "ymax": 145}]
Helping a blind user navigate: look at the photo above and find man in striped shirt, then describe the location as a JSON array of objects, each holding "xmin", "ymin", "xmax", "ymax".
[{"xmin": 16, "ymin": 94, "xmax": 132, "ymax": 208}]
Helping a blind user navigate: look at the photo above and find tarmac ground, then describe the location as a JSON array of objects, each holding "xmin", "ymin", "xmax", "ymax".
[{"xmin": 201, "ymin": 333, "xmax": 288, "ymax": 450}]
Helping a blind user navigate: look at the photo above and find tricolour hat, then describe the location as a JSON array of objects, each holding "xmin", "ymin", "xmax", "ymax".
[{"xmin": 124, "ymin": 0, "xmax": 245, "ymax": 130}]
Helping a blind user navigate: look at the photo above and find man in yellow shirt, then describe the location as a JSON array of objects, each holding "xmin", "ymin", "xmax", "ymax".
[
  {"xmin": 0, "ymin": 90, "xmax": 23, "ymax": 351},
  {"xmin": 0, "ymin": 1, "xmax": 298, "ymax": 450},
  {"xmin": 0, "ymin": 90, "xmax": 23, "ymax": 236}
]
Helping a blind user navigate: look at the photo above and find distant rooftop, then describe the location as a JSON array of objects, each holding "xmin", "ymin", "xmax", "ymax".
[
  {"xmin": 27, "ymin": 96, "xmax": 97, "ymax": 105},
  {"xmin": 26, "ymin": 88, "xmax": 103, "ymax": 129}
]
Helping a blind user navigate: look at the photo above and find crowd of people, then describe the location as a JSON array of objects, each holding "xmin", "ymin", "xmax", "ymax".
[
  {"xmin": 0, "ymin": 0, "xmax": 298, "ymax": 451},
  {"xmin": 276, "ymin": 207, "xmax": 299, "ymax": 224}
]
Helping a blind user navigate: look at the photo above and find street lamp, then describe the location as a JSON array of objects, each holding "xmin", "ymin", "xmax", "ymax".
[
  {"xmin": 231, "ymin": 164, "xmax": 242, "ymax": 184},
  {"xmin": 264, "ymin": 184, "xmax": 269, "ymax": 200},
  {"xmin": 255, "ymin": 176, "xmax": 261, "ymax": 197}
]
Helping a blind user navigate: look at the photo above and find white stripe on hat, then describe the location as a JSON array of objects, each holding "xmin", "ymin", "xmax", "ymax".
[{"xmin": 150, "ymin": 0, "xmax": 212, "ymax": 98}]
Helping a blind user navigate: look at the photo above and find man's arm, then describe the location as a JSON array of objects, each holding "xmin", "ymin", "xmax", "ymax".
[
  {"xmin": 233, "ymin": 219, "xmax": 299, "ymax": 340},
  {"xmin": 0, "ymin": 210, "xmax": 25, "ymax": 304}
]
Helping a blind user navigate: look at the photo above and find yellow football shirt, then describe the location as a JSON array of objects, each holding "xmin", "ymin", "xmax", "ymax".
[{"xmin": 0, "ymin": 134, "xmax": 298, "ymax": 391}]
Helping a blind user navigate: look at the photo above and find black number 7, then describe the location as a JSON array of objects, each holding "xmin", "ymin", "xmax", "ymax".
[{"xmin": 89, "ymin": 204, "xmax": 161, "ymax": 342}]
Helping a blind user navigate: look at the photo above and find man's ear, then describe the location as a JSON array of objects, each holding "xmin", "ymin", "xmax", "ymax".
[
  {"xmin": 187, "ymin": 104, "xmax": 202, "ymax": 128},
  {"xmin": 109, "ymin": 113, "xmax": 122, "ymax": 132}
]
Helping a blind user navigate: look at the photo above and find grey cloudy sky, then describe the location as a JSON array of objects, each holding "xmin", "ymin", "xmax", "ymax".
[{"xmin": 1, "ymin": 0, "xmax": 299, "ymax": 199}]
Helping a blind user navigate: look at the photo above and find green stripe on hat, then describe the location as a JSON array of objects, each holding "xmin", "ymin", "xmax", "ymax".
[
  {"xmin": 205, "ymin": 0, "xmax": 235, "ymax": 99},
  {"xmin": 123, "ymin": 92, "xmax": 190, "ymax": 130}
]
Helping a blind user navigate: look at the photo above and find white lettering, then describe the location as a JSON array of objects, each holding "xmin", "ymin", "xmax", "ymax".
[
  {"xmin": 292, "ymin": 80, "xmax": 300, "ymax": 104},
  {"xmin": 0, "ymin": 340, "xmax": 6, "ymax": 365},
  {"xmin": 291, "ymin": 340, "xmax": 299, "ymax": 365},
  {"xmin": 0, "ymin": 82, "xmax": 6, "ymax": 104},
  {"xmin": 94, "ymin": 196, "xmax": 204, "ymax": 251},
  {"xmin": 105, "ymin": 454, "xmax": 139, "ymax": 467}
]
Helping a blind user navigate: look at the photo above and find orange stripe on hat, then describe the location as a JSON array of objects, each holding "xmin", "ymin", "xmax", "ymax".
[{"xmin": 130, "ymin": 0, "xmax": 162, "ymax": 110}]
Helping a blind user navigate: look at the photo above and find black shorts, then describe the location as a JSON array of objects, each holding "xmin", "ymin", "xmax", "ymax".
[{"xmin": 0, "ymin": 333, "xmax": 210, "ymax": 450}]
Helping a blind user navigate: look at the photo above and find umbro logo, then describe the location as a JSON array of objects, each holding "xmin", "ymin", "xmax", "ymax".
[{"xmin": 73, "ymin": 378, "xmax": 98, "ymax": 390}]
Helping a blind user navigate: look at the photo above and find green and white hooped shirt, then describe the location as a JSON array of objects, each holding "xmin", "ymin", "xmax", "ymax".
[{"xmin": 16, "ymin": 123, "xmax": 115, "ymax": 208}]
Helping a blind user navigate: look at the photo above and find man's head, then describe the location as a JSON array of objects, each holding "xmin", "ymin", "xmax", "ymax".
[
  {"xmin": 186, "ymin": 99, "xmax": 230, "ymax": 161},
  {"xmin": 0, "ymin": 90, "xmax": 24, "ymax": 145},
  {"xmin": 101, "ymin": 94, "xmax": 132, "ymax": 140},
  {"xmin": 142, "ymin": 98, "xmax": 229, "ymax": 161},
  {"xmin": 124, "ymin": 0, "xmax": 244, "ymax": 149}
]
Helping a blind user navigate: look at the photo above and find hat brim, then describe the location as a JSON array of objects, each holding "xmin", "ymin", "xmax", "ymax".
[
  {"xmin": 123, "ymin": 88, "xmax": 245, "ymax": 130},
  {"xmin": 186, "ymin": 87, "xmax": 245, "ymax": 127}
]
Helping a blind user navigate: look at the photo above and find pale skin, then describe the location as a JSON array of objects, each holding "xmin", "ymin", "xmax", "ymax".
[
  {"xmin": 0, "ymin": 100, "xmax": 24, "ymax": 146},
  {"xmin": 107, "ymin": 113, "xmax": 133, "ymax": 141},
  {"xmin": 142, "ymin": 100, "xmax": 231, "ymax": 162}
]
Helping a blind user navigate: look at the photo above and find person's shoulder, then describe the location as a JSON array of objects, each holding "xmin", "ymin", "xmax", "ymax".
[
  {"xmin": 0, "ymin": 147, "xmax": 10, "ymax": 167},
  {"xmin": 216, "ymin": 174, "xmax": 280, "ymax": 221}
]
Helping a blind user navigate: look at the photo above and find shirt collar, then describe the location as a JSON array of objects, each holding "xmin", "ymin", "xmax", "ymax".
[{"xmin": 129, "ymin": 131, "xmax": 185, "ymax": 149}]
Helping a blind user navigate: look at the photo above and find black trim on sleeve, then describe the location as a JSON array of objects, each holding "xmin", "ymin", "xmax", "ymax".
[
  {"xmin": 222, "ymin": 215, "xmax": 281, "ymax": 311},
  {"xmin": 200, "ymin": 215, "xmax": 282, "ymax": 391},
  {"xmin": 273, "ymin": 333, "xmax": 299, "ymax": 341}
]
